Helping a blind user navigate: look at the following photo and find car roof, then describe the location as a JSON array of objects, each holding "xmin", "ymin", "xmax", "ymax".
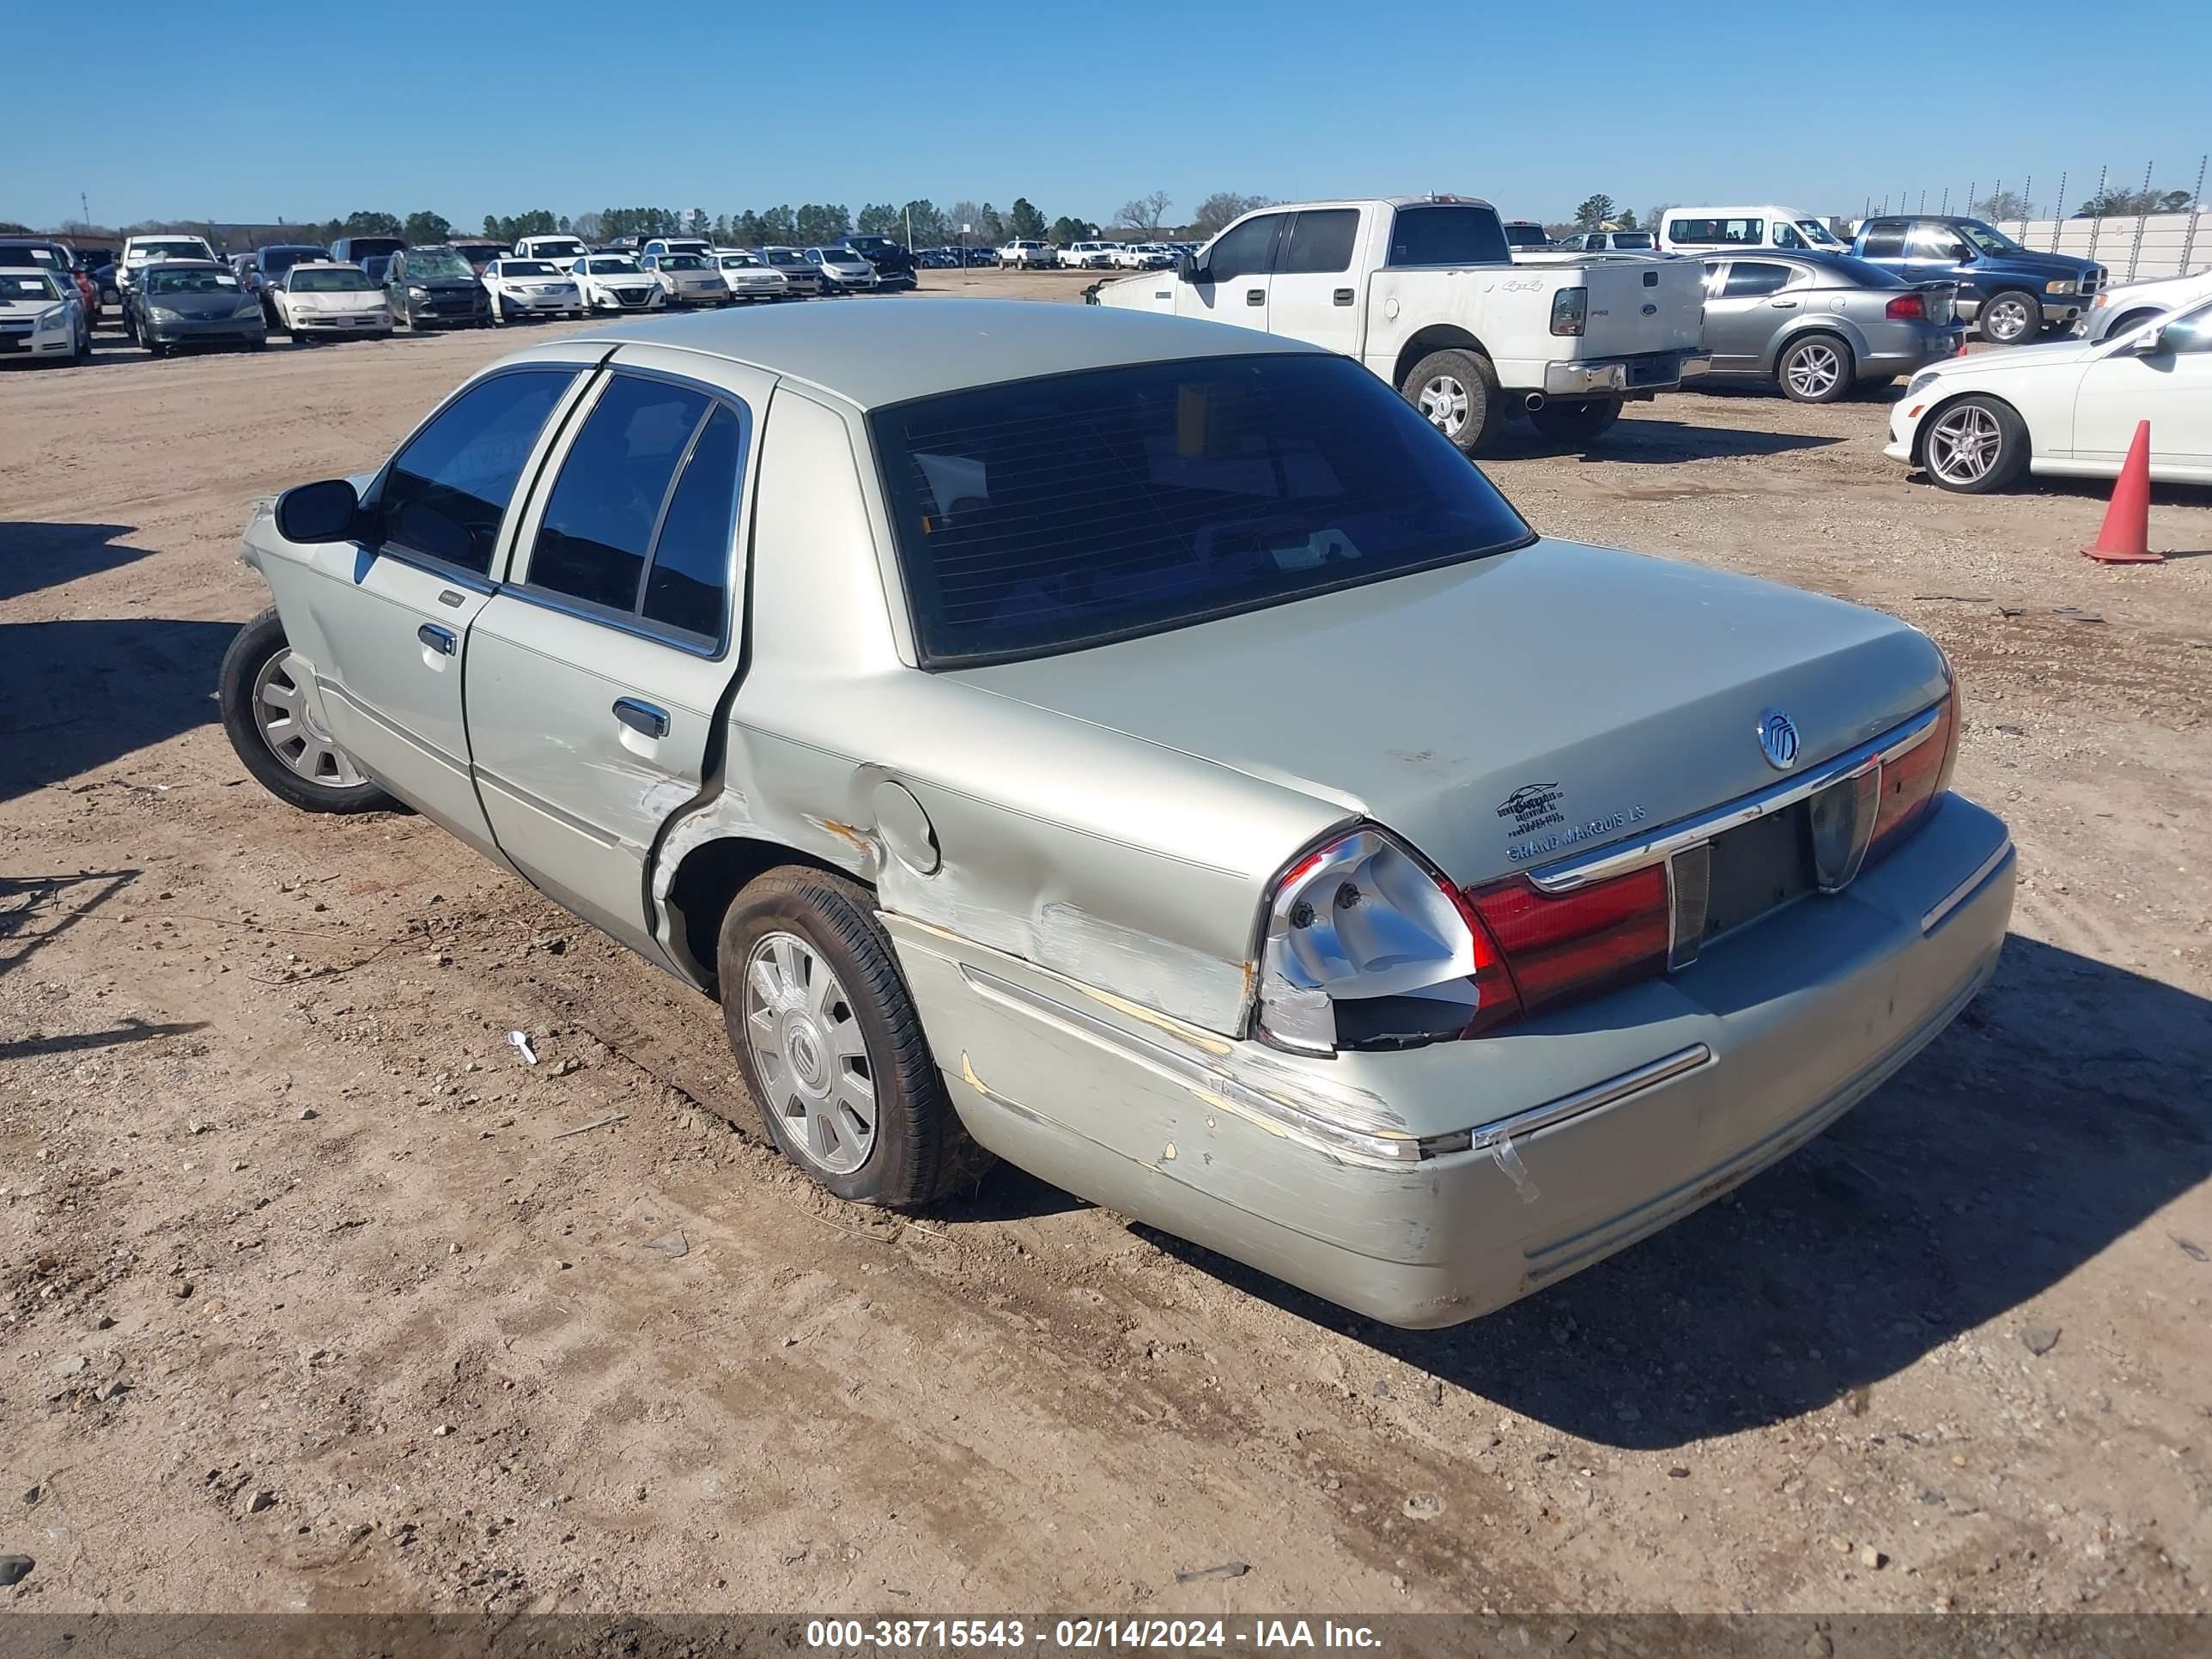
[
  {"xmin": 525, "ymin": 297, "xmax": 1323, "ymax": 410},
  {"xmin": 139, "ymin": 258, "xmax": 228, "ymax": 270}
]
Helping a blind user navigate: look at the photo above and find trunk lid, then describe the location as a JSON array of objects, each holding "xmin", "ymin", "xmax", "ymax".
[{"xmin": 960, "ymin": 540, "xmax": 1947, "ymax": 883}]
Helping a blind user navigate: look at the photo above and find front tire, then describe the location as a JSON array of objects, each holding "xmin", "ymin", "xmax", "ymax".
[
  {"xmin": 1777, "ymin": 332, "xmax": 1855, "ymax": 403},
  {"xmin": 1528, "ymin": 397, "xmax": 1623, "ymax": 444},
  {"xmin": 1401, "ymin": 346, "xmax": 1503, "ymax": 455},
  {"xmin": 1977, "ymin": 290, "xmax": 2040, "ymax": 346},
  {"xmin": 718, "ymin": 866, "xmax": 988, "ymax": 1207},
  {"xmin": 1919, "ymin": 394, "xmax": 2030, "ymax": 494},
  {"xmin": 2105, "ymin": 308, "xmax": 2160, "ymax": 343},
  {"xmin": 217, "ymin": 609, "xmax": 393, "ymax": 814}
]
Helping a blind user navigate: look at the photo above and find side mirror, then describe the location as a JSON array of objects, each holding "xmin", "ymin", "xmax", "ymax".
[
  {"xmin": 2132, "ymin": 324, "xmax": 2168, "ymax": 355},
  {"xmin": 274, "ymin": 478, "xmax": 361, "ymax": 545},
  {"xmin": 1175, "ymin": 251, "xmax": 1202, "ymax": 283}
]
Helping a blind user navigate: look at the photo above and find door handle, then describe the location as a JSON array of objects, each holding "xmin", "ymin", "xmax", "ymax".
[
  {"xmin": 612, "ymin": 698, "xmax": 669, "ymax": 739},
  {"xmin": 1333, "ymin": 288, "xmax": 1354, "ymax": 306},
  {"xmin": 1245, "ymin": 289, "xmax": 1265, "ymax": 306},
  {"xmin": 1771, "ymin": 300, "xmax": 1798, "ymax": 309},
  {"xmin": 416, "ymin": 623, "xmax": 456, "ymax": 655}
]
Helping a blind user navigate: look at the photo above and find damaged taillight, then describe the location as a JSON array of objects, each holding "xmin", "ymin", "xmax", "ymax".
[
  {"xmin": 1868, "ymin": 690, "xmax": 1958, "ymax": 862},
  {"xmin": 1463, "ymin": 865, "xmax": 1671, "ymax": 1021},
  {"xmin": 1254, "ymin": 827, "xmax": 1515, "ymax": 1054}
]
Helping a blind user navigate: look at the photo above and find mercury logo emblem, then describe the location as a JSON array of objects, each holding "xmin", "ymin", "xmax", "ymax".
[{"xmin": 1758, "ymin": 709, "xmax": 1801, "ymax": 770}]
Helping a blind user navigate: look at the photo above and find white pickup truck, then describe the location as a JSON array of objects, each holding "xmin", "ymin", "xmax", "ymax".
[{"xmin": 1091, "ymin": 195, "xmax": 1708, "ymax": 451}]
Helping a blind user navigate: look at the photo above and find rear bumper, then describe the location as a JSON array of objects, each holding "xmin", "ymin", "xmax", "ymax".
[
  {"xmin": 1862, "ymin": 325, "xmax": 1966, "ymax": 374},
  {"xmin": 890, "ymin": 794, "xmax": 2012, "ymax": 1328},
  {"xmin": 1543, "ymin": 351, "xmax": 1709, "ymax": 396}
]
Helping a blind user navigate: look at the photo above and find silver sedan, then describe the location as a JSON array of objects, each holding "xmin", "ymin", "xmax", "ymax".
[
  {"xmin": 1698, "ymin": 252, "xmax": 1965, "ymax": 402},
  {"xmin": 216, "ymin": 301, "xmax": 2013, "ymax": 1328}
]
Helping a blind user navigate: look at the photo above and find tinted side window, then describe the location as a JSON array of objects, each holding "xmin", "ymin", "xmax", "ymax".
[
  {"xmin": 379, "ymin": 370, "xmax": 575, "ymax": 575},
  {"xmin": 1859, "ymin": 222, "xmax": 1907, "ymax": 258},
  {"xmin": 1279, "ymin": 210, "xmax": 1358, "ymax": 275},
  {"xmin": 1911, "ymin": 223, "xmax": 1968, "ymax": 260},
  {"xmin": 528, "ymin": 377, "xmax": 712, "ymax": 614},
  {"xmin": 1723, "ymin": 262, "xmax": 1793, "ymax": 298},
  {"xmin": 1388, "ymin": 206, "xmax": 1511, "ymax": 267},
  {"xmin": 642, "ymin": 404, "xmax": 744, "ymax": 641},
  {"xmin": 1206, "ymin": 213, "xmax": 1286, "ymax": 283}
]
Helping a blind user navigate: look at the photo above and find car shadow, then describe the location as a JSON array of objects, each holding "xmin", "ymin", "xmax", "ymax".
[
  {"xmin": 0, "ymin": 615, "xmax": 241, "ymax": 806},
  {"xmin": 1490, "ymin": 418, "xmax": 1842, "ymax": 465},
  {"xmin": 1132, "ymin": 934, "xmax": 2211, "ymax": 1449},
  {"xmin": 0, "ymin": 522, "xmax": 155, "ymax": 604}
]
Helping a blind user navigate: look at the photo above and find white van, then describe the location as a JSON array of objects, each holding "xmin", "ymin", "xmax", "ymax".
[{"xmin": 1657, "ymin": 206, "xmax": 1844, "ymax": 256}]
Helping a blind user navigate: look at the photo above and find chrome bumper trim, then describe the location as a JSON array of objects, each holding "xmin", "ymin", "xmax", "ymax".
[
  {"xmin": 1922, "ymin": 839, "xmax": 2014, "ymax": 935},
  {"xmin": 1526, "ymin": 703, "xmax": 1943, "ymax": 894},
  {"xmin": 1428, "ymin": 1044, "xmax": 1714, "ymax": 1156}
]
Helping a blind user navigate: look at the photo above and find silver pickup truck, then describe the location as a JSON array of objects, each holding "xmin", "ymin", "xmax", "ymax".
[{"xmin": 1092, "ymin": 194, "xmax": 1709, "ymax": 452}]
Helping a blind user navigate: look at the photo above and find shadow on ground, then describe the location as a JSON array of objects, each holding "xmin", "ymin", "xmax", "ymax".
[
  {"xmin": 1133, "ymin": 933, "xmax": 2212, "ymax": 1449},
  {"xmin": 0, "ymin": 610, "xmax": 240, "ymax": 805},
  {"xmin": 1490, "ymin": 418, "xmax": 1842, "ymax": 465},
  {"xmin": 0, "ymin": 522, "xmax": 158, "ymax": 605}
]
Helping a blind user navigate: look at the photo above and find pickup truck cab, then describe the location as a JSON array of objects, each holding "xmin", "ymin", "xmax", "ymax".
[
  {"xmin": 514, "ymin": 234, "xmax": 591, "ymax": 266},
  {"xmin": 1658, "ymin": 207, "xmax": 1844, "ymax": 257},
  {"xmin": 1846, "ymin": 216, "xmax": 2105, "ymax": 345},
  {"xmin": 1092, "ymin": 196, "xmax": 1708, "ymax": 452},
  {"xmin": 118, "ymin": 232, "xmax": 220, "ymax": 295}
]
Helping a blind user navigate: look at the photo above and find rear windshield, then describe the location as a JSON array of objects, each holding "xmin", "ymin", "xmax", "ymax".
[
  {"xmin": 873, "ymin": 354, "xmax": 1534, "ymax": 666},
  {"xmin": 586, "ymin": 258, "xmax": 641, "ymax": 274},
  {"xmin": 133, "ymin": 240, "xmax": 212, "ymax": 260},
  {"xmin": 261, "ymin": 246, "xmax": 325, "ymax": 272},
  {"xmin": 1389, "ymin": 206, "xmax": 1511, "ymax": 267},
  {"xmin": 501, "ymin": 260, "xmax": 559, "ymax": 276},
  {"xmin": 1810, "ymin": 254, "xmax": 1907, "ymax": 289}
]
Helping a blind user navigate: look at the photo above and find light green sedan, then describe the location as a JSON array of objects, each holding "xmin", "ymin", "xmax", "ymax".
[{"xmin": 217, "ymin": 301, "xmax": 2014, "ymax": 1328}]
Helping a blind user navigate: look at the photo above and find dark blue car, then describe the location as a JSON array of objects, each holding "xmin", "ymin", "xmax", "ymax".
[{"xmin": 1849, "ymin": 216, "xmax": 2105, "ymax": 345}]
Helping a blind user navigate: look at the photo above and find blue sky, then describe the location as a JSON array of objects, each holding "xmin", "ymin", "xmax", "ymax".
[{"xmin": 18, "ymin": 1, "xmax": 2209, "ymax": 232}]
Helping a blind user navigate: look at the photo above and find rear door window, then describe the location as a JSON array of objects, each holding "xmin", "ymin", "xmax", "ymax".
[
  {"xmin": 1723, "ymin": 262, "xmax": 1794, "ymax": 298},
  {"xmin": 523, "ymin": 375, "xmax": 746, "ymax": 647},
  {"xmin": 377, "ymin": 369, "xmax": 578, "ymax": 576},
  {"xmin": 1858, "ymin": 221, "xmax": 1908, "ymax": 258},
  {"xmin": 1279, "ymin": 210, "xmax": 1358, "ymax": 275}
]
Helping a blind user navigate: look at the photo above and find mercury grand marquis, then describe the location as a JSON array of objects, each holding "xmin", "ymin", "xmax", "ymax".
[{"xmin": 217, "ymin": 300, "xmax": 2015, "ymax": 1328}]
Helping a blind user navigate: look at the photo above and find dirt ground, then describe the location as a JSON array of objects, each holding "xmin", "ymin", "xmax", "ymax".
[{"xmin": 3, "ymin": 267, "xmax": 2209, "ymax": 1619}]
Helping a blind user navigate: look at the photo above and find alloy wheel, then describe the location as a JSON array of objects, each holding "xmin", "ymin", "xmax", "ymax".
[
  {"xmin": 1927, "ymin": 404, "xmax": 2002, "ymax": 485},
  {"xmin": 741, "ymin": 931, "xmax": 877, "ymax": 1176},
  {"xmin": 1984, "ymin": 296, "xmax": 2033, "ymax": 343},
  {"xmin": 1418, "ymin": 375, "xmax": 1469, "ymax": 437},
  {"xmin": 252, "ymin": 649, "xmax": 366, "ymax": 787},
  {"xmin": 1784, "ymin": 342, "xmax": 1844, "ymax": 399}
]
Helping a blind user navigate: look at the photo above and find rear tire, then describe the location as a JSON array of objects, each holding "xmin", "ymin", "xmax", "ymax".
[
  {"xmin": 1528, "ymin": 398, "xmax": 1623, "ymax": 444},
  {"xmin": 718, "ymin": 866, "xmax": 989, "ymax": 1207},
  {"xmin": 1401, "ymin": 347, "xmax": 1503, "ymax": 455},
  {"xmin": 1919, "ymin": 394, "xmax": 2030, "ymax": 494},
  {"xmin": 1776, "ymin": 332, "xmax": 1855, "ymax": 403},
  {"xmin": 1977, "ymin": 289, "xmax": 2039, "ymax": 346},
  {"xmin": 217, "ymin": 609, "xmax": 394, "ymax": 814}
]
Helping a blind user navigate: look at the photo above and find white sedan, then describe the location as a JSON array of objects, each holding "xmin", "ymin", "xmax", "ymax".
[
  {"xmin": 1887, "ymin": 295, "xmax": 2212, "ymax": 491},
  {"xmin": 270, "ymin": 262, "xmax": 393, "ymax": 341},
  {"xmin": 2076, "ymin": 267, "xmax": 2212, "ymax": 343},
  {"xmin": 482, "ymin": 258, "xmax": 582, "ymax": 324},
  {"xmin": 566, "ymin": 255, "xmax": 665, "ymax": 314},
  {"xmin": 0, "ymin": 267, "xmax": 85, "ymax": 362},
  {"xmin": 712, "ymin": 250, "xmax": 789, "ymax": 302}
]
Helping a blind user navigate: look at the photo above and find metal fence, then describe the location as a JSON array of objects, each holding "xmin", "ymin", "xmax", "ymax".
[{"xmin": 1847, "ymin": 156, "xmax": 2210, "ymax": 283}]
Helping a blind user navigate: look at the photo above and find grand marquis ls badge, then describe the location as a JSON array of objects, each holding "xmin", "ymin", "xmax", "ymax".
[{"xmin": 1758, "ymin": 709, "xmax": 1802, "ymax": 770}]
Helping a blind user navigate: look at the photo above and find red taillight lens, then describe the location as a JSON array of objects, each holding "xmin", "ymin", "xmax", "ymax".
[
  {"xmin": 1465, "ymin": 866, "xmax": 1670, "ymax": 1023},
  {"xmin": 1886, "ymin": 294, "xmax": 1926, "ymax": 321},
  {"xmin": 1868, "ymin": 695, "xmax": 1957, "ymax": 860}
]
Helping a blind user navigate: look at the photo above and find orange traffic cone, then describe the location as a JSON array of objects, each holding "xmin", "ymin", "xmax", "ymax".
[{"xmin": 2081, "ymin": 420, "xmax": 2165, "ymax": 564}]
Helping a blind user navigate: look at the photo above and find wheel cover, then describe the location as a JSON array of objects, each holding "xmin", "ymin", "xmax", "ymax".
[
  {"xmin": 742, "ymin": 931, "xmax": 877, "ymax": 1176},
  {"xmin": 1928, "ymin": 404, "xmax": 2002, "ymax": 484},
  {"xmin": 1417, "ymin": 374, "xmax": 1469, "ymax": 436},
  {"xmin": 1785, "ymin": 342, "xmax": 1843, "ymax": 398},
  {"xmin": 1986, "ymin": 297, "xmax": 2032, "ymax": 342},
  {"xmin": 252, "ymin": 649, "xmax": 367, "ymax": 787}
]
